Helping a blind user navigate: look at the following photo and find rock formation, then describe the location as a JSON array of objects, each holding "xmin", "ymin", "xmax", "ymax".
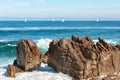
[
  {"xmin": 16, "ymin": 39, "xmax": 43, "ymax": 71},
  {"xmin": 6, "ymin": 36, "xmax": 120, "ymax": 79},
  {"xmin": 44, "ymin": 35, "xmax": 120, "ymax": 80},
  {"xmin": 6, "ymin": 39, "xmax": 43, "ymax": 77}
]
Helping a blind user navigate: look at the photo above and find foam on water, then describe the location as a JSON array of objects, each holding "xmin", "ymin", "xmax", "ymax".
[
  {"xmin": 93, "ymin": 39, "xmax": 120, "ymax": 45},
  {"xmin": 105, "ymin": 40, "xmax": 120, "ymax": 45},
  {"xmin": 0, "ymin": 40, "xmax": 10, "ymax": 42},
  {"xmin": 0, "ymin": 27, "xmax": 120, "ymax": 31},
  {"xmin": 14, "ymin": 63, "xmax": 72, "ymax": 80},
  {"xmin": 7, "ymin": 44, "xmax": 16, "ymax": 47},
  {"xmin": 0, "ymin": 58, "xmax": 15, "ymax": 80},
  {"xmin": 0, "ymin": 63, "xmax": 72, "ymax": 80},
  {"xmin": 36, "ymin": 39, "xmax": 52, "ymax": 53}
]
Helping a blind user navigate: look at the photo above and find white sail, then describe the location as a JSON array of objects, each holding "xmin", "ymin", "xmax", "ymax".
[
  {"xmin": 62, "ymin": 19, "xmax": 64, "ymax": 22},
  {"xmin": 52, "ymin": 19, "xmax": 55, "ymax": 22},
  {"xmin": 24, "ymin": 19, "xmax": 27, "ymax": 22},
  {"xmin": 96, "ymin": 19, "xmax": 99, "ymax": 22}
]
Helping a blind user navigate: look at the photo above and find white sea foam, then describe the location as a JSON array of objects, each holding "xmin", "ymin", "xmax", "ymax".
[
  {"xmin": 93, "ymin": 39, "xmax": 120, "ymax": 45},
  {"xmin": 0, "ymin": 27, "xmax": 120, "ymax": 31},
  {"xmin": 0, "ymin": 40, "xmax": 9, "ymax": 42},
  {"xmin": 7, "ymin": 44, "xmax": 16, "ymax": 47},
  {"xmin": 36, "ymin": 39, "xmax": 52, "ymax": 52},
  {"xmin": 0, "ymin": 62, "xmax": 72, "ymax": 80},
  {"xmin": 36, "ymin": 39, "xmax": 120, "ymax": 52},
  {"xmin": 105, "ymin": 40, "xmax": 120, "ymax": 45}
]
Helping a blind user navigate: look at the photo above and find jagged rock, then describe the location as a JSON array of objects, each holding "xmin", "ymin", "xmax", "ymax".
[
  {"xmin": 45, "ymin": 35, "xmax": 120, "ymax": 80},
  {"xmin": 16, "ymin": 39, "xmax": 43, "ymax": 71},
  {"xmin": 7, "ymin": 39, "xmax": 43, "ymax": 78}
]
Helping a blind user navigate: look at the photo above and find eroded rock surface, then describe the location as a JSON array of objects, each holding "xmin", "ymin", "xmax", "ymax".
[
  {"xmin": 6, "ymin": 39, "xmax": 43, "ymax": 77},
  {"xmin": 44, "ymin": 35, "xmax": 120, "ymax": 80},
  {"xmin": 16, "ymin": 39, "xmax": 43, "ymax": 71}
]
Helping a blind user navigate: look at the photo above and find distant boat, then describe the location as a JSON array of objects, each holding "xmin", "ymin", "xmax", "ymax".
[
  {"xmin": 62, "ymin": 19, "xmax": 64, "ymax": 22},
  {"xmin": 24, "ymin": 19, "xmax": 27, "ymax": 22},
  {"xmin": 96, "ymin": 19, "xmax": 99, "ymax": 22},
  {"xmin": 52, "ymin": 19, "xmax": 55, "ymax": 22}
]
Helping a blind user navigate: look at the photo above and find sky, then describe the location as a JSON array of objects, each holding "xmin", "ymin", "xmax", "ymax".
[{"xmin": 0, "ymin": 0, "xmax": 120, "ymax": 20}]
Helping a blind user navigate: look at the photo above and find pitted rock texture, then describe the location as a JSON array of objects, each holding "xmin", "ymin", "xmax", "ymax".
[{"xmin": 44, "ymin": 35, "xmax": 120, "ymax": 80}]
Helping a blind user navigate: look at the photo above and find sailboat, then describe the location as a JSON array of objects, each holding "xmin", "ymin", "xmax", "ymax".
[
  {"xmin": 96, "ymin": 19, "xmax": 99, "ymax": 22},
  {"xmin": 24, "ymin": 19, "xmax": 27, "ymax": 23},
  {"xmin": 52, "ymin": 19, "xmax": 55, "ymax": 22},
  {"xmin": 62, "ymin": 19, "xmax": 64, "ymax": 22}
]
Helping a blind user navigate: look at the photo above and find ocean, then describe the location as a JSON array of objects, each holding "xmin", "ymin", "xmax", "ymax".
[{"xmin": 0, "ymin": 21, "xmax": 120, "ymax": 80}]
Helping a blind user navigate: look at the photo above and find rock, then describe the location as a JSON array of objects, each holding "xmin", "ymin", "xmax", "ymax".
[
  {"xmin": 16, "ymin": 39, "xmax": 43, "ymax": 71},
  {"xmin": 102, "ymin": 74, "xmax": 120, "ymax": 80},
  {"xmin": 6, "ymin": 64, "xmax": 24, "ymax": 78},
  {"xmin": 6, "ymin": 65, "xmax": 16, "ymax": 77},
  {"xmin": 45, "ymin": 35, "xmax": 120, "ymax": 80},
  {"xmin": 7, "ymin": 39, "xmax": 43, "ymax": 78},
  {"xmin": 42, "ymin": 54, "xmax": 48, "ymax": 63}
]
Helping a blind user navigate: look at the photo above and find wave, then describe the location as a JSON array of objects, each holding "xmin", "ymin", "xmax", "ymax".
[
  {"xmin": 0, "ymin": 27, "xmax": 120, "ymax": 31},
  {"xmin": 35, "ymin": 39, "xmax": 120, "ymax": 53},
  {"xmin": 0, "ymin": 38, "xmax": 120, "ymax": 56},
  {"xmin": 104, "ymin": 40, "xmax": 120, "ymax": 45},
  {"xmin": 7, "ymin": 44, "xmax": 16, "ymax": 47},
  {"xmin": 0, "ymin": 39, "xmax": 120, "ymax": 48},
  {"xmin": 93, "ymin": 39, "xmax": 120, "ymax": 45},
  {"xmin": 36, "ymin": 39, "xmax": 52, "ymax": 54},
  {"xmin": 0, "ymin": 40, "xmax": 10, "ymax": 42}
]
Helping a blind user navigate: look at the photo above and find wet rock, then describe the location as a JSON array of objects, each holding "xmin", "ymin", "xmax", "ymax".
[
  {"xmin": 6, "ymin": 65, "xmax": 16, "ymax": 77},
  {"xmin": 6, "ymin": 39, "xmax": 43, "ymax": 78},
  {"xmin": 16, "ymin": 39, "xmax": 43, "ymax": 71},
  {"xmin": 6, "ymin": 64, "xmax": 24, "ymax": 78},
  {"xmin": 45, "ymin": 35, "xmax": 120, "ymax": 80}
]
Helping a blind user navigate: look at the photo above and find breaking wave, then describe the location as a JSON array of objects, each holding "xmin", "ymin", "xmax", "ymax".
[
  {"xmin": 36, "ymin": 39, "xmax": 52, "ymax": 54},
  {"xmin": 0, "ymin": 27, "xmax": 120, "ymax": 31}
]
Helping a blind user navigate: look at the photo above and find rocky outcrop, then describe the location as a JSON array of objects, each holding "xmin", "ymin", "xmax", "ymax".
[
  {"xmin": 6, "ymin": 39, "xmax": 43, "ymax": 77},
  {"xmin": 16, "ymin": 39, "xmax": 43, "ymax": 71},
  {"xmin": 6, "ymin": 36, "xmax": 120, "ymax": 79},
  {"xmin": 44, "ymin": 35, "xmax": 120, "ymax": 80}
]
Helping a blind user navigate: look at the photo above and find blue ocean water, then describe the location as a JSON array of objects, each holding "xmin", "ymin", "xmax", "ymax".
[
  {"xmin": 0, "ymin": 21, "xmax": 120, "ymax": 80},
  {"xmin": 0, "ymin": 21, "xmax": 120, "ymax": 79}
]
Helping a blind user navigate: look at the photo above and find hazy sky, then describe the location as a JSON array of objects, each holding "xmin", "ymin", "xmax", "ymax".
[{"xmin": 0, "ymin": 0, "xmax": 120, "ymax": 20}]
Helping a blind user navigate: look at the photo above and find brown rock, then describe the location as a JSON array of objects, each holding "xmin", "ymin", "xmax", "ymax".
[
  {"xmin": 6, "ymin": 65, "xmax": 16, "ymax": 77},
  {"xmin": 102, "ymin": 74, "xmax": 120, "ymax": 80},
  {"xmin": 7, "ymin": 39, "xmax": 43, "ymax": 78},
  {"xmin": 45, "ymin": 35, "xmax": 120, "ymax": 80},
  {"xmin": 16, "ymin": 39, "xmax": 43, "ymax": 71},
  {"xmin": 6, "ymin": 64, "xmax": 24, "ymax": 78}
]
